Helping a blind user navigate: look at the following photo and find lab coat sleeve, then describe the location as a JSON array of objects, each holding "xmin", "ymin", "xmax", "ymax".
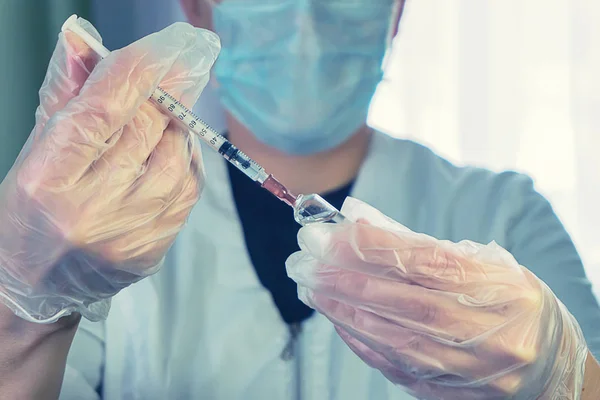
[
  {"xmin": 59, "ymin": 319, "xmax": 104, "ymax": 400},
  {"xmin": 501, "ymin": 174, "xmax": 600, "ymax": 360}
]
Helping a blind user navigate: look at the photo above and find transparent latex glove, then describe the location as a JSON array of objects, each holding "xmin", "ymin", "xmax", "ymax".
[
  {"xmin": 287, "ymin": 197, "xmax": 589, "ymax": 399},
  {"xmin": 0, "ymin": 18, "xmax": 220, "ymax": 323}
]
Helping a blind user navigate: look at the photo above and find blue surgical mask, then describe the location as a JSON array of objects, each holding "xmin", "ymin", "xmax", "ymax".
[{"xmin": 212, "ymin": 0, "xmax": 395, "ymax": 155}]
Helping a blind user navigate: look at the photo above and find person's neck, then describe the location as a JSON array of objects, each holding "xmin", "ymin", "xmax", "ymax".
[{"xmin": 226, "ymin": 114, "xmax": 372, "ymax": 195}]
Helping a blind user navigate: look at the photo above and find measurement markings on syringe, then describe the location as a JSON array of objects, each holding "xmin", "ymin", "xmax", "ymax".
[{"xmin": 151, "ymin": 88, "xmax": 221, "ymax": 147}]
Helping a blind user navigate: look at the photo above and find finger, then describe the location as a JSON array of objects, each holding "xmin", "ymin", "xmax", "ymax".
[
  {"xmin": 342, "ymin": 198, "xmax": 505, "ymax": 286},
  {"xmin": 289, "ymin": 258, "xmax": 461, "ymax": 336},
  {"xmin": 120, "ymin": 166, "xmax": 203, "ymax": 271},
  {"xmin": 62, "ymin": 22, "xmax": 217, "ymax": 143},
  {"xmin": 76, "ymin": 128, "xmax": 202, "ymax": 274},
  {"xmin": 412, "ymin": 383, "xmax": 506, "ymax": 400},
  {"xmin": 300, "ymin": 289, "xmax": 461, "ymax": 379},
  {"xmin": 92, "ymin": 102, "xmax": 169, "ymax": 181},
  {"xmin": 419, "ymin": 370, "xmax": 524, "ymax": 400},
  {"xmin": 95, "ymin": 28, "xmax": 216, "ymax": 176},
  {"xmin": 69, "ymin": 164, "xmax": 199, "ymax": 276},
  {"xmin": 303, "ymin": 288, "xmax": 532, "ymax": 395},
  {"xmin": 116, "ymin": 163, "xmax": 201, "ymax": 275},
  {"xmin": 339, "ymin": 326, "xmax": 487, "ymax": 400},
  {"xmin": 334, "ymin": 326, "xmax": 419, "ymax": 387},
  {"xmin": 157, "ymin": 24, "xmax": 220, "ymax": 108},
  {"xmin": 35, "ymin": 17, "xmax": 103, "ymax": 128},
  {"xmin": 16, "ymin": 28, "xmax": 102, "ymax": 189},
  {"xmin": 133, "ymin": 121, "xmax": 199, "ymax": 202},
  {"xmin": 298, "ymin": 221, "xmax": 455, "ymax": 282},
  {"xmin": 145, "ymin": 133, "xmax": 204, "ymax": 231},
  {"xmin": 341, "ymin": 197, "xmax": 414, "ymax": 235},
  {"xmin": 297, "ymin": 221, "xmax": 521, "ymax": 291},
  {"xmin": 35, "ymin": 30, "xmax": 102, "ymax": 130},
  {"xmin": 71, "ymin": 121, "xmax": 199, "ymax": 242},
  {"xmin": 288, "ymin": 256, "xmax": 526, "ymax": 339},
  {"xmin": 303, "ymin": 290, "xmax": 514, "ymax": 390},
  {"xmin": 37, "ymin": 23, "xmax": 218, "ymax": 182},
  {"xmin": 334, "ymin": 328, "xmax": 487, "ymax": 399}
]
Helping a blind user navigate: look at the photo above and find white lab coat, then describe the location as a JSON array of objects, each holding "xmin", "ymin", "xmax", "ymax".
[{"xmin": 60, "ymin": 131, "xmax": 600, "ymax": 400}]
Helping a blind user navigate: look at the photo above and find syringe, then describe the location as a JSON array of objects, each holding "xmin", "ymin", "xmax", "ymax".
[{"xmin": 61, "ymin": 15, "xmax": 346, "ymax": 225}]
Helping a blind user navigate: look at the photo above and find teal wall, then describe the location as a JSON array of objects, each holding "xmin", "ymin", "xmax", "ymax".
[{"xmin": 0, "ymin": 1, "xmax": 91, "ymax": 179}]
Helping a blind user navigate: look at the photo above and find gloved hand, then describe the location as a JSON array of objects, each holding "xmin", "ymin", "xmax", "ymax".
[
  {"xmin": 0, "ymin": 17, "xmax": 220, "ymax": 323},
  {"xmin": 287, "ymin": 197, "xmax": 589, "ymax": 399}
]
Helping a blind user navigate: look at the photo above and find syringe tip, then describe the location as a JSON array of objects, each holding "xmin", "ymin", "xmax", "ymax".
[{"xmin": 262, "ymin": 175, "xmax": 297, "ymax": 207}]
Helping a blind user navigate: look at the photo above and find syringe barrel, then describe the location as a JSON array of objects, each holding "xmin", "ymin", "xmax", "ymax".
[
  {"xmin": 148, "ymin": 88, "xmax": 267, "ymax": 182},
  {"xmin": 62, "ymin": 15, "xmax": 269, "ymax": 185}
]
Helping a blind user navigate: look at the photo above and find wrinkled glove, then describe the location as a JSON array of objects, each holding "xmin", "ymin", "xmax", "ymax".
[
  {"xmin": 0, "ymin": 17, "xmax": 220, "ymax": 323},
  {"xmin": 287, "ymin": 197, "xmax": 588, "ymax": 399}
]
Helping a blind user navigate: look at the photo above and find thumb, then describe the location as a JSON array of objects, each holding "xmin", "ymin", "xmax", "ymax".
[
  {"xmin": 341, "ymin": 197, "xmax": 413, "ymax": 235},
  {"xmin": 35, "ymin": 17, "xmax": 102, "ymax": 130}
]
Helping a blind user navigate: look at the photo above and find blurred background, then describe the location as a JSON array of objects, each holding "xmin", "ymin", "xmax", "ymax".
[{"xmin": 0, "ymin": 0, "xmax": 598, "ymax": 296}]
